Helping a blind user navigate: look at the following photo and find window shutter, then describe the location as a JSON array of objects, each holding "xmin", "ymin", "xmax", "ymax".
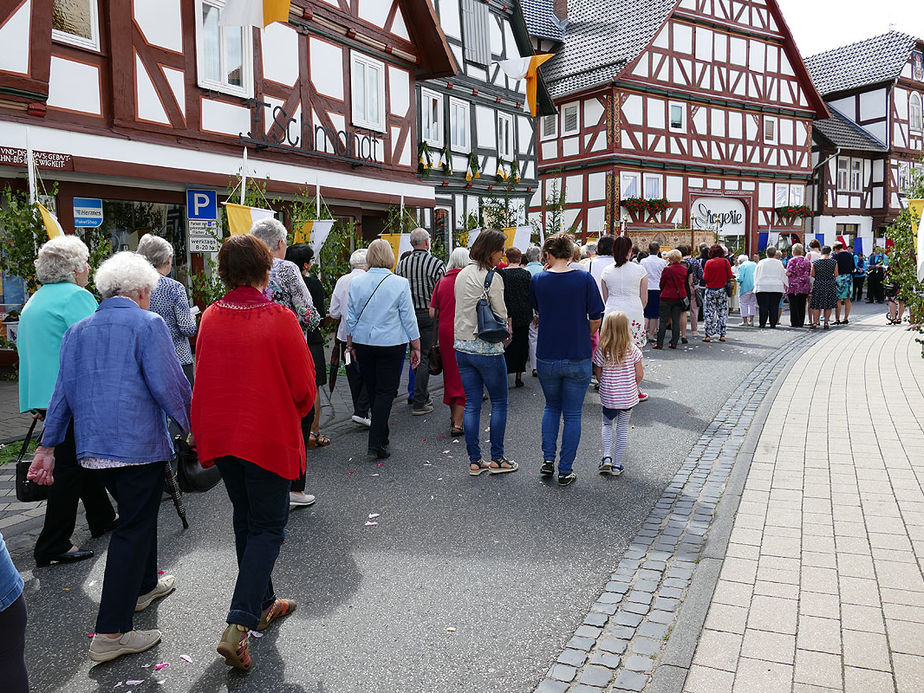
[
  {"xmin": 461, "ymin": 0, "xmax": 490, "ymax": 65},
  {"xmin": 542, "ymin": 115, "xmax": 556, "ymax": 138},
  {"xmin": 564, "ymin": 106, "xmax": 578, "ymax": 133}
]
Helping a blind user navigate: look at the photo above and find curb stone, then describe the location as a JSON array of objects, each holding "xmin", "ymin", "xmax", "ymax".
[{"xmin": 534, "ymin": 331, "xmax": 821, "ymax": 692}]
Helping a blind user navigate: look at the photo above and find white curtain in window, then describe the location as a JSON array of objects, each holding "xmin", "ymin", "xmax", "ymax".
[{"xmin": 201, "ymin": 3, "xmax": 221, "ymax": 83}]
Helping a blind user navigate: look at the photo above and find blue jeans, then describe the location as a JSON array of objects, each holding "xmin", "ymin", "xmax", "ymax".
[
  {"xmin": 455, "ymin": 351, "xmax": 508, "ymax": 463},
  {"xmin": 216, "ymin": 456, "xmax": 291, "ymax": 630},
  {"xmin": 537, "ymin": 358, "xmax": 592, "ymax": 475}
]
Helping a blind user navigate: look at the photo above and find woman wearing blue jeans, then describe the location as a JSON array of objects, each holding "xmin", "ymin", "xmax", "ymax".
[
  {"xmin": 453, "ymin": 229, "xmax": 518, "ymax": 475},
  {"xmin": 530, "ymin": 233, "xmax": 605, "ymax": 486}
]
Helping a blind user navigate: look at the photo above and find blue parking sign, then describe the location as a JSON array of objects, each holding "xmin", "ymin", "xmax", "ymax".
[{"xmin": 186, "ymin": 189, "xmax": 217, "ymax": 220}]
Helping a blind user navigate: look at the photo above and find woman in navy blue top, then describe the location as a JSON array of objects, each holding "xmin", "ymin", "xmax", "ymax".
[{"xmin": 529, "ymin": 233, "xmax": 605, "ymax": 486}]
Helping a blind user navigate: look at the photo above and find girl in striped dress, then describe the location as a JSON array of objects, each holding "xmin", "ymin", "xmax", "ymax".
[{"xmin": 592, "ymin": 311, "xmax": 644, "ymax": 476}]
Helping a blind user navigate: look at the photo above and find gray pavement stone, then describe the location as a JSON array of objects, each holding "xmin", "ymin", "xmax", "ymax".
[
  {"xmin": 622, "ymin": 601, "xmax": 650, "ymax": 616},
  {"xmin": 549, "ymin": 664, "xmax": 577, "ymax": 683},
  {"xmin": 631, "ymin": 637, "xmax": 661, "ymax": 656},
  {"xmin": 613, "ymin": 670, "xmax": 649, "ymax": 691},
  {"xmin": 578, "ymin": 665, "xmax": 613, "ymax": 688},
  {"xmin": 598, "ymin": 637, "xmax": 628, "ymax": 654},
  {"xmin": 535, "ymin": 680, "xmax": 569, "ymax": 693},
  {"xmin": 558, "ymin": 648, "xmax": 588, "ymax": 667},
  {"xmin": 589, "ymin": 651, "xmax": 622, "ymax": 669},
  {"xmin": 582, "ymin": 612, "xmax": 608, "ymax": 627},
  {"xmin": 614, "ymin": 611, "xmax": 644, "ymax": 627},
  {"xmin": 624, "ymin": 654, "xmax": 655, "ymax": 673}
]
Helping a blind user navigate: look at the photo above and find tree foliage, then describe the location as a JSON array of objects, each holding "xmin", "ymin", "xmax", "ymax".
[{"xmin": 886, "ymin": 168, "xmax": 924, "ymax": 355}]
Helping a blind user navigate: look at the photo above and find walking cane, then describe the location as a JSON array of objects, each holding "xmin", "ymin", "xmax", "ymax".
[{"xmin": 163, "ymin": 461, "xmax": 189, "ymax": 530}]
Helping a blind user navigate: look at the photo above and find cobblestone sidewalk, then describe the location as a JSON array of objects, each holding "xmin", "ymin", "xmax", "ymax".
[
  {"xmin": 535, "ymin": 328, "xmax": 823, "ymax": 693},
  {"xmin": 684, "ymin": 316, "xmax": 924, "ymax": 692}
]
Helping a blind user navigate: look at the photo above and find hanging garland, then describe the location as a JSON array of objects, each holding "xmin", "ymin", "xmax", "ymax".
[
  {"xmin": 441, "ymin": 146, "xmax": 453, "ymax": 175},
  {"xmin": 418, "ymin": 142, "xmax": 433, "ymax": 177},
  {"xmin": 510, "ymin": 159, "xmax": 521, "ymax": 184},
  {"xmin": 466, "ymin": 152, "xmax": 480, "ymax": 181},
  {"xmin": 496, "ymin": 158, "xmax": 509, "ymax": 182}
]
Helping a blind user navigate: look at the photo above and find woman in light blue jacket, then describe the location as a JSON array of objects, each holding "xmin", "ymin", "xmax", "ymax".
[
  {"xmin": 29, "ymin": 252, "xmax": 191, "ymax": 664},
  {"xmin": 735, "ymin": 255, "xmax": 757, "ymax": 326}
]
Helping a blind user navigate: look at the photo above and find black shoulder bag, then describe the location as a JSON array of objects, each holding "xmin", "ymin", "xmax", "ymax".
[
  {"xmin": 15, "ymin": 418, "xmax": 47, "ymax": 503},
  {"xmin": 476, "ymin": 270, "xmax": 510, "ymax": 343},
  {"xmin": 668, "ymin": 267, "xmax": 691, "ymax": 312}
]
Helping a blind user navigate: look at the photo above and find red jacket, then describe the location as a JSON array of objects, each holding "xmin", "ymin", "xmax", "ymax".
[
  {"xmin": 659, "ymin": 263, "xmax": 689, "ymax": 300},
  {"xmin": 191, "ymin": 287, "xmax": 316, "ymax": 480},
  {"xmin": 703, "ymin": 258, "xmax": 733, "ymax": 289}
]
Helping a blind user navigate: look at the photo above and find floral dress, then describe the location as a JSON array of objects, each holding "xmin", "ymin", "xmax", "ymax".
[
  {"xmin": 810, "ymin": 258, "xmax": 838, "ymax": 310},
  {"xmin": 786, "ymin": 256, "xmax": 812, "ymax": 296},
  {"xmin": 264, "ymin": 257, "xmax": 320, "ymax": 337}
]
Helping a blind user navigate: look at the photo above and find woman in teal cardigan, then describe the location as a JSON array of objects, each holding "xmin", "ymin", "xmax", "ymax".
[{"xmin": 16, "ymin": 235, "xmax": 115, "ymax": 567}]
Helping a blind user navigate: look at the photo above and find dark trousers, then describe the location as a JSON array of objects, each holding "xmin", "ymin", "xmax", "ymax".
[
  {"xmin": 34, "ymin": 421, "xmax": 115, "ymax": 561},
  {"xmin": 95, "ymin": 462, "xmax": 163, "ymax": 634},
  {"xmin": 292, "ymin": 406, "xmax": 315, "ymax": 494},
  {"xmin": 757, "ymin": 292, "xmax": 783, "ymax": 327},
  {"xmin": 411, "ymin": 310, "xmax": 434, "ymax": 409},
  {"xmin": 868, "ymin": 271, "xmax": 884, "ymax": 302},
  {"xmin": 789, "ymin": 293, "xmax": 808, "ymax": 327},
  {"xmin": 0, "ymin": 594, "xmax": 27, "ymax": 693},
  {"xmin": 853, "ymin": 276, "xmax": 865, "ymax": 302},
  {"xmin": 657, "ymin": 299, "xmax": 683, "ymax": 347},
  {"xmin": 354, "ymin": 343, "xmax": 405, "ymax": 451},
  {"xmin": 215, "ymin": 456, "xmax": 290, "ymax": 631},
  {"xmin": 340, "ymin": 340, "xmax": 370, "ymax": 418}
]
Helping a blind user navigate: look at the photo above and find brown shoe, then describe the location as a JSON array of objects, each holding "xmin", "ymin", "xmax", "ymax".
[
  {"xmin": 257, "ymin": 598, "xmax": 296, "ymax": 631},
  {"xmin": 217, "ymin": 624, "xmax": 251, "ymax": 671}
]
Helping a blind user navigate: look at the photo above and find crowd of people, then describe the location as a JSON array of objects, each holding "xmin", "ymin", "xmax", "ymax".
[{"xmin": 0, "ymin": 221, "xmax": 913, "ymax": 688}]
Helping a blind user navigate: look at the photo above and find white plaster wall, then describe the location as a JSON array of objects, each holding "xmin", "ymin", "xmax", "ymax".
[
  {"xmin": 0, "ymin": 0, "xmax": 30, "ymax": 74},
  {"xmin": 588, "ymin": 172, "xmax": 606, "ymax": 201},
  {"xmin": 262, "ymin": 23, "xmax": 299, "ymax": 87},
  {"xmin": 201, "ymin": 99, "xmax": 250, "ymax": 137},
  {"xmin": 438, "ymin": 0, "xmax": 461, "ymax": 40},
  {"xmin": 135, "ymin": 56, "xmax": 169, "ymax": 124},
  {"xmin": 310, "ymin": 39, "xmax": 343, "ymax": 100},
  {"xmin": 388, "ymin": 66, "xmax": 409, "ymax": 116},
  {"xmin": 48, "ymin": 58, "xmax": 101, "ymax": 115},
  {"xmin": 357, "ymin": 0, "xmax": 389, "ymax": 27},
  {"xmin": 565, "ymin": 175, "xmax": 583, "ymax": 204},
  {"xmin": 134, "ymin": 0, "xmax": 182, "ymax": 53},
  {"xmin": 584, "ymin": 98, "xmax": 604, "ymax": 128},
  {"xmin": 476, "ymin": 106, "xmax": 495, "ymax": 148},
  {"xmin": 163, "ymin": 67, "xmax": 186, "ymax": 118}
]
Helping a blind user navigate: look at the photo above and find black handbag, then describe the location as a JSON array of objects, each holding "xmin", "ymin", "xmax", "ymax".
[
  {"xmin": 15, "ymin": 418, "xmax": 47, "ymax": 503},
  {"xmin": 174, "ymin": 435, "xmax": 221, "ymax": 493},
  {"xmin": 476, "ymin": 270, "xmax": 510, "ymax": 343},
  {"xmin": 668, "ymin": 269, "xmax": 691, "ymax": 312},
  {"xmin": 428, "ymin": 342, "xmax": 443, "ymax": 375}
]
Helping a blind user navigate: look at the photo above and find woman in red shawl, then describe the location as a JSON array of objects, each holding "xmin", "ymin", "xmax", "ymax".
[
  {"xmin": 191, "ymin": 235, "xmax": 316, "ymax": 672},
  {"xmin": 429, "ymin": 247, "xmax": 470, "ymax": 435}
]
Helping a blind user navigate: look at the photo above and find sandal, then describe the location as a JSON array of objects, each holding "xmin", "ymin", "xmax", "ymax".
[
  {"xmin": 451, "ymin": 425, "xmax": 465, "ymax": 437},
  {"xmin": 718, "ymin": 336, "xmax": 726, "ymax": 342},
  {"xmin": 489, "ymin": 457, "xmax": 518, "ymax": 474},
  {"xmin": 702, "ymin": 337, "xmax": 711, "ymax": 342},
  {"xmin": 308, "ymin": 432, "xmax": 331, "ymax": 448},
  {"xmin": 599, "ymin": 456, "xmax": 613, "ymax": 474},
  {"xmin": 217, "ymin": 624, "xmax": 251, "ymax": 671},
  {"xmin": 257, "ymin": 598, "xmax": 296, "ymax": 631},
  {"xmin": 469, "ymin": 460, "xmax": 490, "ymax": 476}
]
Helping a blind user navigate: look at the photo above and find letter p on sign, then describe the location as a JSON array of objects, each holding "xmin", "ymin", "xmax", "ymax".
[{"xmin": 186, "ymin": 190, "xmax": 218, "ymax": 220}]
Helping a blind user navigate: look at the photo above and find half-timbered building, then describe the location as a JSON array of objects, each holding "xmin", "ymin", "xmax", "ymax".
[
  {"xmin": 0, "ymin": 0, "xmax": 454, "ymax": 285},
  {"xmin": 523, "ymin": 0, "xmax": 828, "ymax": 253},
  {"xmin": 804, "ymin": 31, "xmax": 924, "ymax": 251},
  {"xmin": 417, "ymin": 0, "xmax": 554, "ymax": 242}
]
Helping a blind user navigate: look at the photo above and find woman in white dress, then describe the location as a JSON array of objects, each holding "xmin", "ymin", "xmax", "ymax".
[{"xmin": 601, "ymin": 236, "xmax": 649, "ymax": 349}]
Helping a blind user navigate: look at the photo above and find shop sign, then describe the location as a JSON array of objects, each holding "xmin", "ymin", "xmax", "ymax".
[
  {"xmin": 691, "ymin": 197, "xmax": 746, "ymax": 236},
  {"xmin": 0, "ymin": 147, "xmax": 73, "ymax": 170},
  {"xmin": 73, "ymin": 197, "xmax": 103, "ymax": 228}
]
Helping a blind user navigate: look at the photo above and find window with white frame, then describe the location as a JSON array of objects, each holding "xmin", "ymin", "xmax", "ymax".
[
  {"xmin": 351, "ymin": 51, "xmax": 386, "ymax": 132},
  {"xmin": 643, "ymin": 174, "xmax": 663, "ymax": 199},
  {"xmin": 668, "ymin": 102, "xmax": 686, "ymax": 132},
  {"xmin": 195, "ymin": 0, "xmax": 253, "ymax": 98},
  {"xmin": 561, "ymin": 103, "xmax": 579, "ymax": 136},
  {"xmin": 541, "ymin": 114, "xmax": 557, "ymax": 140},
  {"xmin": 790, "ymin": 185, "xmax": 804, "ymax": 206},
  {"xmin": 620, "ymin": 172, "xmax": 640, "ymax": 199},
  {"xmin": 52, "ymin": 0, "xmax": 100, "ymax": 51},
  {"xmin": 449, "ymin": 98, "xmax": 470, "ymax": 152},
  {"xmin": 898, "ymin": 161, "xmax": 911, "ymax": 191},
  {"xmin": 850, "ymin": 158, "xmax": 863, "ymax": 192},
  {"xmin": 774, "ymin": 183, "xmax": 789, "ymax": 207},
  {"xmin": 420, "ymin": 88, "xmax": 443, "ymax": 147},
  {"xmin": 837, "ymin": 157, "xmax": 850, "ymax": 191},
  {"xmin": 763, "ymin": 116, "xmax": 778, "ymax": 144},
  {"xmin": 497, "ymin": 112, "xmax": 513, "ymax": 159},
  {"xmin": 910, "ymin": 93, "xmax": 923, "ymax": 132}
]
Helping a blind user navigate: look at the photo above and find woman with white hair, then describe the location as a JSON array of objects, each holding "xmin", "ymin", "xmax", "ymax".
[
  {"xmin": 29, "ymin": 251, "xmax": 192, "ymax": 663},
  {"xmin": 735, "ymin": 254, "xmax": 757, "ymax": 326},
  {"xmin": 329, "ymin": 249, "xmax": 370, "ymax": 426},
  {"xmin": 17, "ymin": 236, "xmax": 116, "ymax": 568},
  {"xmin": 137, "ymin": 234, "xmax": 197, "ymax": 383},
  {"xmin": 429, "ymin": 246, "xmax": 470, "ymax": 435}
]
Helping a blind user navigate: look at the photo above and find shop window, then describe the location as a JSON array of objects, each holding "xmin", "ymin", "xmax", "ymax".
[
  {"xmin": 541, "ymin": 114, "xmax": 557, "ymax": 140},
  {"xmin": 497, "ymin": 112, "xmax": 513, "ymax": 159},
  {"xmin": 421, "ymin": 88, "xmax": 443, "ymax": 147},
  {"xmin": 195, "ymin": 0, "xmax": 253, "ymax": 98},
  {"xmin": 836, "ymin": 223, "xmax": 859, "ymax": 235},
  {"xmin": 52, "ymin": 0, "xmax": 100, "ymax": 51},
  {"xmin": 449, "ymin": 98, "xmax": 470, "ymax": 152},
  {"xmin": 351, "ymin": 51, "xmax": 386, "ymax": 132},
  {"xmin": 562, "ymin": 103, "xmax": 579, "ymax": 136},
  {"xmin": 910, "ymin": 93, "xmax": 923, "ymax": 133},
  {"xmin": 669, "ymin": 102, "xmax": 686, "ymax": 132},
  {"xmin": 620, "ymin": 172, "xmax": 640, "ymax": 199},
  {"xmin": 100, "ymin": 201, "xmax": 189, "ymax": 283},
  {"xmin": 643, "ymin": 174, "xmax": 663, "ymax": 199}
]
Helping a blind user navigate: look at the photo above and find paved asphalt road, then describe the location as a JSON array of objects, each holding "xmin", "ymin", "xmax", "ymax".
[{"xmin": 19, "ymin": 310, "xmax": 864, "ymax": 693}]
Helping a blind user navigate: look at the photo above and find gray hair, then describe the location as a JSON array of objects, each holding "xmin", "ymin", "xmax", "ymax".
[
  {"xmin": 525, "ymin": 245, "xmax": 541, "ymax": 263},
  {"xmin": 94, "ymin": 251, "xmax": 161, "ymax": 300},
  {"xmin": 766, "ymin": 246, "xmax": 777, "ymax": 258},
  {"xmin": 136, "ymin": 233, "xmax": 173, "ymax": 268},
  {"xmin": 447, "ymin": 247, "xmax": 470, "ymax": 270},
  {"xmin": 250, "ymin": 217, "xmax": 286, "ymax": 250},
  {"xmin": 35, "ymin": 235, "xmax": 89, "ymax": 285},
  {"xmin": 349, "ymin": 249, "xmax": 368, "ymax": 269},
  {"xmin": 737, "ymin": 254, "xmax": 749, "ymax": 265},
  {"xmin": 584, "ymin": 242, "xmax": 597, "ymax": 257},
  {"xmin": 409, "ymin": 227, "xmax": 430, "ymax": 248}
]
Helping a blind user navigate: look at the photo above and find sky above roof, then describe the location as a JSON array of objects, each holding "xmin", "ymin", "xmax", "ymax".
[{"xmin": 778, "ymin": 0, "xmax": 924, "ymax": 56}]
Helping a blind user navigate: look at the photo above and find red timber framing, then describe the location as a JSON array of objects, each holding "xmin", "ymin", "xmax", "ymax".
[{"xmin": 531, "ymin": 0, "xmax": 827, "ymax": 253}]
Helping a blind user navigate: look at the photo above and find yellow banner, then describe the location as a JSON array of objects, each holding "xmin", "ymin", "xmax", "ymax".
[
  {"xmin": 909, "ymin": 199, "xmax": 924, "ymax": 221},
  {"xmin": 502, "ymin": 227, "xmax": 517, "ymax": 251},
  {"xmin": 263, "ymin": 0, "xmax": 290, "ymax": 25},
  {"xmin": 225, "ymin": 203, "xmax": 275, "ymax": 236},
  {"xmin": 526, "ymin": 54, "xmax": 554, "ymax": 117},
  {"xmin": 37, "ymin": 203, "xmax": 63, "ymax": 239}
]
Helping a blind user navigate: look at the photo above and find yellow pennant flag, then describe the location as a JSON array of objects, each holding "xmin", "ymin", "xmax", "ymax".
[
  {"xmin": 910, "ymin": 199, "xmax": 924, "ymax": 282},
  {"xmin": 496, "ymin": 54, "xmax": 555, "ymax": 117},
  {"xmin": 502, "ymin": 227, "xmax": 517, "ymax": 251},
  {"xmin": 225, "ymin": 203, "xmax": 275, "ymax": 236},
  {"xmin": 37, "ymin": 202, "xmax": 63, "ymax": 239},
  {"xmin": 220, "ymin": 0, "xmax": 290, "ymax": 27},
  {"xmin": 293, "ymin": 219, "xmax": 334, "ymax": 251},
  {"xmin": 380, "ymin": 233, "xmax": 413, "ymax": 271}
]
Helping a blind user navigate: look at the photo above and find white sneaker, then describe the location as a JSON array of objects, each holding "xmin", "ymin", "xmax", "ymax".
[
  {"xmin": 135, "ymin": 575, "xmax": 176, "ymax": 612},
  {"xmin": 289, "ymin": 492, "xmax": 316, "ymax": 507},
  {"xmin": 351, "ymin": 415, "xmax": 371, "ymax": 427}
]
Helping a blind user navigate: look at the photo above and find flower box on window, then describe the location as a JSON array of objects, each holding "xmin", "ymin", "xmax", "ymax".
[
  {"xmin": 621, "ymin": 197, "xmax": 670, "ymax": 219},
  {"xmin": 775, "ymin": 204, "xmax": 812, "ymax": 220}
]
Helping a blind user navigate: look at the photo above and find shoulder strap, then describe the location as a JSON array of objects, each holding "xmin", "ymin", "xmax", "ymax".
[
  {"xmin": 18, "ymin": 418, "xmax": 38, "ymax": 464},
  {"xmin": 357, "ymin": 275, "xmax": 389, "ymax": 324}
]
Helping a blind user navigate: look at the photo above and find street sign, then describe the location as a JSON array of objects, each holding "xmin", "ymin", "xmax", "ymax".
[
  {"xmin": 188, "ymin": 218, "xmax": 220, "ymax": 253},
  {"xmin": 186, "ymin": 189, "xmax": 218, "ymax": 220},
  {"xmin": 189, "ymin": 236, "xmax": 220, "ymax": 252},
  {"xmin": 73, "ymin": 197, "xmax": 103, "ymax": 228}
]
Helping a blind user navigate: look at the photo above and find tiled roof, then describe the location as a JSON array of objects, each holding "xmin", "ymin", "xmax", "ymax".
[
  {"xmin": 804, "ymin": 31, "xmax": 918, "ymax": 96},
  {"xmin": 520, "ymin": 0, "xmax": 566, "ymax": 42},
  {"xmin": 812, "ymin": 109, "xmax": 888, "ymax": 153},
  {"xmin": 537, "ymin": 0, "xmax": 676, "ymax": 99}
]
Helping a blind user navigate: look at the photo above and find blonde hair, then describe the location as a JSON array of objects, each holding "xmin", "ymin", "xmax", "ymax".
[
  {"xmin": 598, "ymin": 311, "xmax": 633, "ymax": 366},
  {"xmin": 366, "ymin": 239, "xmax": 396, "ymax": 269},
  {"xmin": 666, "ymin": 249, "xmax": 682, "ymax": 263}
]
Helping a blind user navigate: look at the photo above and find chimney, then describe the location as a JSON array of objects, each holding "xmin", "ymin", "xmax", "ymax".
[{"xmin": 553, "ymin": 0, "xmax": 568, "ymax": 22}]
